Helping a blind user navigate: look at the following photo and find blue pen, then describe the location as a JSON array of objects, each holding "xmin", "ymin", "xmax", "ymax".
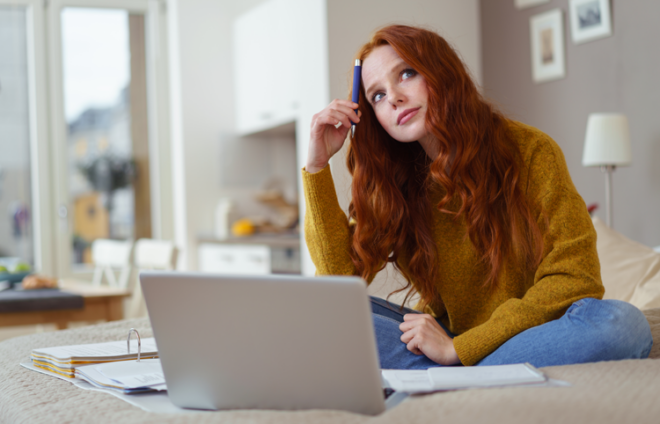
[{"xmin": 351, "ymin": 59, "xmax": 362, "ymax": 138}]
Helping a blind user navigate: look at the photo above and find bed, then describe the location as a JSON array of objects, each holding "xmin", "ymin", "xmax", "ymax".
[
  {"xmin": 2, "ymin": 218, "xmax": 660, "ymax": 424},
  {"xmin": 0, "ymin": 312, "xmax": 659, "ymax": 424}
]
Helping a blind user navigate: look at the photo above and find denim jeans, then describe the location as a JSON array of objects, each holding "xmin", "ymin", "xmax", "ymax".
[{"xmin": 371, "ymin": 296, "xmax": 654, "ymax": 369}]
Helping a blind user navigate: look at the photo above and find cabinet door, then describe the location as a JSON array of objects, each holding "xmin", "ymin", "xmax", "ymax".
[
  {"xmin": 271, "ymin": 0, "xmax": 299, "ymax": 122},
  {"xmin": 233, "ymin": 0, "xmax": 299, "ymax": 135},
  {"xmin": 198, "ymin": 243, "xmax": 271, "ymax": 275},
  {"xmin": 233, "ymin": 1, "xmax": 275, "ymax": 133}
]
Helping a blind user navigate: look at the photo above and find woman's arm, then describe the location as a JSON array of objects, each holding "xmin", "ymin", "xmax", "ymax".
[
  {"xmin": 452, "ymin": 130, "xmax": 604, "ymax": 366},
  {"xmin": 303, "ymin": 99, "xmax": 362, "ymax": 276},
  {"xmin": 303, "ymin": 165, "xmax": 359, "ymax": 276}
]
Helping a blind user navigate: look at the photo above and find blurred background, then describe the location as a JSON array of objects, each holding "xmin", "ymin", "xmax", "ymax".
[{"xmin": 0, "ymin": 0, "xmax": 658, "ymax": 331}]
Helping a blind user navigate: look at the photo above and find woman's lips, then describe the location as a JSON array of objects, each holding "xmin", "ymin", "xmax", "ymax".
[{"xmin": 397, "ymin": 107, "xmax": 421, "ymax": 125}]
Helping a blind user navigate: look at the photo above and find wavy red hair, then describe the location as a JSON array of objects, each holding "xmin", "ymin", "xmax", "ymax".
[{"xmin": 347, "ymin": 25, "xmax": 543, "ymax": 310}]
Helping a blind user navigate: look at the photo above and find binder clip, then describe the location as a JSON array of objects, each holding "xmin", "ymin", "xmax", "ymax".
[{"xmin": 127, "ymin": 328, "xmax": 141, "ymax": 362}]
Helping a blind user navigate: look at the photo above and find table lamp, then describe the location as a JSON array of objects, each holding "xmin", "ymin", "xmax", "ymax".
[{"xmin": 582, "ymin": 113, "xmax": 632, "ymax": 228}]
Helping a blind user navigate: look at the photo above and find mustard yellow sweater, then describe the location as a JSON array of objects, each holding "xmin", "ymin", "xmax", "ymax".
[{"xmin": 302, "ymin": 121, "xmax": 604, "ymax": 366}]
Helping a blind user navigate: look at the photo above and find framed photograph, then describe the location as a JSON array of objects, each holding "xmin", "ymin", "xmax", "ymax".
[
  {"xmin": 515, "ymin": 0, "xmax": 550, "ymax": 10},
  {"xmin": 530, "ymin": 9, "xmax": 566, "ymax": 83},
  {"xmin": 569, "ymin": 0, "xmax": 612, "ymax": 44}
]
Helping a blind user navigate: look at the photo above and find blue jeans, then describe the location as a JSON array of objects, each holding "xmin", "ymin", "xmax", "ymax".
[{"xmin": 371, "ymin": 296, "xmax": 654, "ymax": 369}]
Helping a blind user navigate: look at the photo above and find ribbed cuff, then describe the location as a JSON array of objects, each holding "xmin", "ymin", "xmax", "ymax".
[{"xmin": 452, "ymin": 323, "xmax": 511, "ymax": 366}]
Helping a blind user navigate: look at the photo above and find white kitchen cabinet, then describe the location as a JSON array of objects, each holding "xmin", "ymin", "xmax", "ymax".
[
  {"xmin": 233, "ymin": 0, "xmax": 300, "ymax": 135},
  {"xmin": 198, "ymin": 243, "xmax": 271, "ymax": 275}
]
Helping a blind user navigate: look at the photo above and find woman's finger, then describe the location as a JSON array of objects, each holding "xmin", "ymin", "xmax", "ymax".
[
  {"xmin": 406, "ymin": 338, "xmax": 423, "ymax": 355},
  {"xmin": 313, "ymin": 112, "xmax": 346, "ymax": 132},
  {"xmin": 402, "ymin": 313, "xmax": 425, "ymax": 322},
  {"xmin": 329, "ymin": 103, "xmax": 360, "ymax": 123},
  {"xmin": 400, "ymin": 326, "xmax": 418, "ymax": 344},
  {"xmin": 312, "ymin": 113, "xmax": 350, "ymax": 143},
  {"xmin": 329, "ymin": 99, "xmax": 358, "ymax": 110},
  {"xmin": 399, "ymin": 320, "xmax": 418, "ymax": 332},
  {"xmin": 324, "ymin": 109, "xmax": 353, "ymax": 130}
]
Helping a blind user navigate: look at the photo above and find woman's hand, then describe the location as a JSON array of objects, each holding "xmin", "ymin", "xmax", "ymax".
[
  {"xmin": 399, "ymin": 314, "xmax": 461, "ymax": 365},
  {"xmin": 306, "ymin": 99, "xmax": 361, "ymax": 174}
]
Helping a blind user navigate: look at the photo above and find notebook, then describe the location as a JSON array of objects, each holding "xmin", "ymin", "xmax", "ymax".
[{"xmin": 382, "ymin": 363, "xmax": 547, "ymax": 393}]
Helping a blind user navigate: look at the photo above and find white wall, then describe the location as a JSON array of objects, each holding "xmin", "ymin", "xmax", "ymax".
[{"xmin": 167, "ymin": 0, "xmax": 273, "ymax": 270}]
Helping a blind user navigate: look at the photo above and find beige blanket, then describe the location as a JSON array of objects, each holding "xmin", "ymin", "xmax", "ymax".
[{"xmin": 1, "ymin": 309, "xmax": 660, "ymax": 424}]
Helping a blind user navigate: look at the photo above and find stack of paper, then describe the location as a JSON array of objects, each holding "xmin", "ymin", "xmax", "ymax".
[
  {"xmin": 30, "ymin": 339, "xmax": 165, "ymax": 394},
  {"xmin": 75, "ymin": 358, "xmax": 167, "ymax": 394},
  {"xmin": 382, "ymin": 363, "xmax": 550, "ymax": 393},
  {"xmin": 31, "ymin": 339, "xmax": 159, "ymax": 378}
]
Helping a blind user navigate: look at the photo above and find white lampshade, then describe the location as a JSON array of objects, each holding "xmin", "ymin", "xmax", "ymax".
[{"xmin": 582, "ymin": 113, "xmax": 632, "ymax": 167}]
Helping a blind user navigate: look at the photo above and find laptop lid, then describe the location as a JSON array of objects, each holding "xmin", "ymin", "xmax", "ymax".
[{"xmin": 140, "ymin": 272, "xmax": 386, "ymax": 415}]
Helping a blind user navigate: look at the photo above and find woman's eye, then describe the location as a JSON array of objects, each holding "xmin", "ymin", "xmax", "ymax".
[
  {"xmin": 402, "ymin": 69, "xmax": 417, "ymax": 80},
  {"xmin": 372, "ymin": 92, "xmax": 384, "ymax": 103}
]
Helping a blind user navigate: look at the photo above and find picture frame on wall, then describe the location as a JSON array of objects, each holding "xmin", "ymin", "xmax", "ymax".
[
  {"xmin": 515, "ymin": 0, "xmax": 550, "ymax": 10},
  {"xmin": 530, "ymin": 9, "xmax": 566, "ymax": 83},
  {"xmin": 569, "ymin": 0, "xmax": 613, "ymax": 44}
]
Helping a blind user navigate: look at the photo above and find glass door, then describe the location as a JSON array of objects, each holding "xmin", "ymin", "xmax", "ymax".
[
  {"xmin": 0, "ymin": 5, "xmax": 34, "ymax": 271},
  {"xmin": 0, "ymin": 1, "xmax": 51, "ymax": 275},
  {"xmin": 48, "ymin": 0, "xmax": 170, "ymax": 277}
]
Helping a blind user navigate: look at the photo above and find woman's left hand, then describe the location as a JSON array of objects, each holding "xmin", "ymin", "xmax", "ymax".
[{"xmin": 399, "ymin": 314, "xmax": 461, "ymax": 365}]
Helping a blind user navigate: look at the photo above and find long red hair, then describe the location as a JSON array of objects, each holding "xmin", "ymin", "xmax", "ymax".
[{"xmin": 347, "ymin": 25, "xmax": 543, "ymax": 310}]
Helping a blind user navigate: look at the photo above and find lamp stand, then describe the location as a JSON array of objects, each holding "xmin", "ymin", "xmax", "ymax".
[{"xmin": 600, "ymin": 165, "xmax": 616, "ymax": 228}]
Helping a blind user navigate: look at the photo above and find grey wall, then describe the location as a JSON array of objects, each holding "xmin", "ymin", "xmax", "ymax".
[{"xmin": 480, "ymin": 0, "xmax": 660, "ymax": 247}]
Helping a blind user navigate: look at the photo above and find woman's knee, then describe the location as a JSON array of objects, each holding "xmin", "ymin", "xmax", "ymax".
[
  {"xmin": 372, "ymin": 314, "xmax": 403, "ymax": 345},
  {"xmin": 579, "ymin": 298, "xmax": 653, "ymax": 359},
  {"xmin": 370, "ymin": 297, "xmax": 409, "ymax": 322}
]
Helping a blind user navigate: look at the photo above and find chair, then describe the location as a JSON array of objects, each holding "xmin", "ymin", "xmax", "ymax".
[
  {"xmin": 90, "ymin": 239, "xmax": 134, "ymax": 289},
  {"xmin": 30, "ymin": 239, "xmax": 134, "ymax": 330},
  {"xmin": 126, "ymin": 239, "xmax": 178, "ymax": 318}
]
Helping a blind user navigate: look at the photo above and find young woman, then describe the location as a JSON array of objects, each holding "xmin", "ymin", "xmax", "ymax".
[{"xmin": 303, "ymin": 25, "xmax": 652, "ymax": 368}]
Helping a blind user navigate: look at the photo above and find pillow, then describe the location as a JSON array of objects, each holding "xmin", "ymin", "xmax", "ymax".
[{"xmin": 593, "ymin": 217, "xmax": 660, "ymax": 310}]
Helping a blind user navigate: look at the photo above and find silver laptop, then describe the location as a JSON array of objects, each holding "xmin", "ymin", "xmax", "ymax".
[{"xmin": 140, "ymin": 272, "xmax": 388, "ymax": 415}]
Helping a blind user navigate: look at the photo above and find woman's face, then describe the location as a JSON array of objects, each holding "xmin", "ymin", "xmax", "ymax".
[{"xmin": 361, "ymin": 45, "xmax": 430, "ymax": 144}]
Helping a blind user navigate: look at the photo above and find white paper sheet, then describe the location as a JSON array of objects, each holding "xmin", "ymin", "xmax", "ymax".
[
  {"xmin": 382, "ymin": 363, "xmax": 570, "ymax": 393},
  {"xmin": 381, "ymin": 370, "xmax": 434, "ymax": 392},
  {"xmin": 428, "ymin": 363, "xmax": 546, "ymax": 389},
  {"xmin": 93, "ymin": 358, "xmax": 166, "ymax": 388}
]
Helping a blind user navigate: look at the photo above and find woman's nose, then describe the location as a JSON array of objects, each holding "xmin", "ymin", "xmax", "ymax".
[{"xmin": 388, "ymin": 88, "xmax": 406, "ymax": 107}]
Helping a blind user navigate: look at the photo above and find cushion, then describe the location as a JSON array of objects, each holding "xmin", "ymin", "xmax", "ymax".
[
  {"xmin": 593, "ymin": 217, "xmax": 660, "ymax": 310},
  {"xmin": 646, "ymin": 307, "xmax": 660, "ymax": 359}
]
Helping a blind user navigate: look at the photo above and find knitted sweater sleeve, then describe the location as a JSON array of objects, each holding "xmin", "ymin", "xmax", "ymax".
[
  {"xmin": 452, "ymin": 133, "xmax": 605, "ymax": 366},
  {"xmin": 301, "ymin": 165, "xmax": 359, "ymax": 277}
]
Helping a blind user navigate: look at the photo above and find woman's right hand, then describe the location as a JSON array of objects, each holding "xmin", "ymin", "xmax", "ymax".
[{"xmin": 306, "ymin": 99, "xmax": 360, "ymax": 174}]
